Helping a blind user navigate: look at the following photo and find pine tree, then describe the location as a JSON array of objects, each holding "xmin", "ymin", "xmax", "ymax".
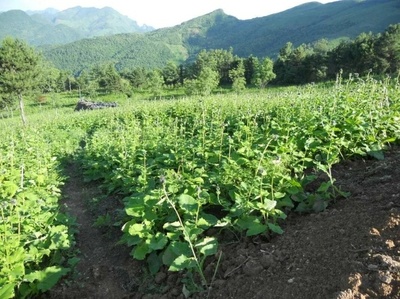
[{"xmin": 0, "ymin": 37, "xmax": 43, "ymax": 125}]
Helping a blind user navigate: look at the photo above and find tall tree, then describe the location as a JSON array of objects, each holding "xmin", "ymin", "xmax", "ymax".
[
  {"xmin": 92, "ymin": 63, "xmax": 122, "ymax": 93},
  {"xmin": 0, "ymin": 37, "xmax": 43, "ymax": 125},
  {"xmin": 121, "ymin": 67, "xmax": 148, "ymax": 89},
  {"xmin": 146, "ymin": 70, "xmax": 164, "ymax": 98},
  {"xmin": 244, "ymin": 55, "xmax": 260, "ymax": 85},
  {"xmin": 39, "ymin": 62, "xmax": 61, "ymax": 94},
  {"xmin": 253, "ymin": 57, "xmax": 276, "ymax": 88},
  {"xmin": 77, "ymin": 70, "xmax": 98, "ymax": 98},
  {"xmin": 162, "ymin": 61, "xmax": 180, "ymax": 86},
  {"xmin": 229, "ymin": 60, "xmax": 246, "ymax": 93},
  {"xmin": 184, "ymin": 66, "xmax": 219, "ymax": 96},
  {"xmin": 375, "ymin": 24, "xmax": 400, "ymax": 74},
  {"xmin": 273, "ymin": 42, "xmax": 293, "ymax": 84},
  {"xmin": 194, "ymin": 48, "xmax": 235, "ymax": 85}
]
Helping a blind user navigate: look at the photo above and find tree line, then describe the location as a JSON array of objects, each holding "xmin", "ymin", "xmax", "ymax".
[
  {"xmin": 0, "ymin": 24, "xmax": 399, "ymax": 123},
  {"xmin": 274, "ymin": 23, "xmax": 400, "ymax": 85},
  {"xmin": 60, "ymin": 23, "xmax": 400, "ymax": 94}
]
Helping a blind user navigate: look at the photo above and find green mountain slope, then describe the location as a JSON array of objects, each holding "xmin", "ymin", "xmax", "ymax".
[
  {"xmin": 43, "ymin": 33, "xmax": 188, "ymax": 73},
  {"xmin": 0, "ymin": 7, "xmax": 153, "ymax": 46},
  {"xmin": 188, "ymin": 0, "xmax": 400, "ymax": 57},
  {"xmin": 0, "ymin": 10, "xmax": 82, "ymax": 45},
  {"xmin": 41, "ymin": 0, "xmax": 400, "ymax": 73},
  {"xmin": 51, "ymin": 6, "xmax": 151, "ymax": 37}
]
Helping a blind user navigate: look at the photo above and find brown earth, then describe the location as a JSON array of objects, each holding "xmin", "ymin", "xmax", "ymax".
[{"xmin": 43, "ymin": 146, "xmax": 400, "ymax": 299}]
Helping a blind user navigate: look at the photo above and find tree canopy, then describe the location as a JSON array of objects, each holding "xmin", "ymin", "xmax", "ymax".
[{"xmin": 0, "ymin": 37, "xmax": 43, "ymax": 124}]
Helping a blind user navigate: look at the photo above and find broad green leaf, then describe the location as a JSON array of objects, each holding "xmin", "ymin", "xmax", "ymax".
[
  {"xmin": 125, "ymin": 199, "xmax": 145, "ymax": 217},
  {"xmin": 120, "ymin": 231, "xmax": 141, "ymax": 246},
  {"xmin": 49, "ymin": 225, "xmax": 70, "ymax": 250},
  {"xmin": 166, "ymin": 231, "xmax": 180, "ymax": 240},
  {"xmin": 133, "ymin": 241, "xmax": 151, "ymax": 260},
  {"xmin": 198, "ymin": 190, "xmax": 210, "ymax": 200},
  {"xmin": 0, "ymin": 283, "xmax": 15, "ymax": 299},
  {"xmin": 1, "ymin": 181, "xmax": 18, "ymax": 198},
  {"xmin": 17, "ymin": 191, "xmax": 39, "ymax": 201},
  {"xmin": 163, "ymin": 221, "xmax": 181, "ymax": 231},
  {"xmin": 191, "ymin": 177, "xmax": 204, "ymax": 184},
  {"xmin": 25, "ymin": 266, "xmax": 69, "ymax": 292},
  {"xmin": 9, "ymin": 262, "xmax": 24, "ymax": 279},
  {"xmin": 317, "ymin": 181, "xmax": 332, "ymax": 193},
  {"xmin": 147, "ymin": 251, "xmax": 162, "ymax": 274},
  {"xmin": 236, "ymin": 157, "xmax": 249, "ymax": 165},
  {"xmin": 195, "ymin": 237, "xmax": 218, "ymax": 256},
  {"xmin": 178, "ymin": 194, "xmax": 198, "ymax": 212},
  {"xmin": 143, "ymin": 209, "xmax": 158, "ymax": 221},
  {"xmin": 246, "ymin": 223, "xmax": 267, "ymax": 236},
  {"xmin": 275, "ymin": 209, "xmax": 287, "ymax": 220},
  {"xmin": 37, "ymin": 267, "xmax": 70, "ymax": 291},
  {"xmin": 263, "ymin": 199, "xmax": 277, "ymax": 211},
  {"xmin": 169, "ymin": 255, "xmax": 196, "ymax": 271},
  {"xmin": 162, "ymin": 243, "xmax": 177, "ymax": 266},
  {"xmin": 237, "ymin": 216, "xmax": 261, "ymax": 230},
  {"xmin": 8, "ymin": 247, "xmax": 24, "ymax": 264},
  {"xmin": 268, "ymin": 223, "xmax": 284, "ymax": 234},
  {"xmin": 197, "ymin": 213, "xmax": 218, "ymax": 228},
  {"xmin": 149, "ymin": 232, "xmax": 168, "ymax": 250},
  {"xmin": 276, "ymin": 196, "xmax": 294, "ymax": 209},
  {"xmin": 295, "ymin": 202, "xmax": 310, "ymax": 213},
  {"xmin": 170, "ymin": 241, "xmax": 191, "ymax": 257},
  {"xmin": 183, "ymin": 225, "xmax": 203, "ymax": 242},
  {"xmin": 273, "ymin": 192, "xmax": 286, "ymax": 199},
  {"xmin": 128, "ymin": 223, "xmax": 146, "ymax": 236},
  {"xmin": 36, "ymin": 174, "xmax": 45, "ymax": 185},
  {"xmin": 383, "ymin": 137, "xmax": 396, "ymax": 143},
  {"xmin": 182, "ymin": 284, "xmax": 192, "ymax": 298}
]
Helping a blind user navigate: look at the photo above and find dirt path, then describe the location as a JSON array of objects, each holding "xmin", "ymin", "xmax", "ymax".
[{"xmin": 45, "ymin": 163, "xmax": 142, "ymax": 299}]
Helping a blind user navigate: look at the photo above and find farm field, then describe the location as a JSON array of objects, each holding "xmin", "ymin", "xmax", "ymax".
[{"xmin": 1, "ymin": 76, "xmax": 400, "ymax": 298}]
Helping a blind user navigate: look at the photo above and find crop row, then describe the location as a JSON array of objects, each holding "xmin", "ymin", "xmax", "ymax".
[
  {"xmin": 76, "ymin": 77, "xmax": 400, "ymax": 286},
  {"xmin": 0, "ymin": 121, "xmax": 85, "ymax": 298},
  {"xmin": 1, "ymin": 76, "xmax": 399, "ymax": 295}
]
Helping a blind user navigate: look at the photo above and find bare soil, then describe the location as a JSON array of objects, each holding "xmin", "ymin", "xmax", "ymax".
[{"xmin": 44, "ymin": 146, "xmax": 400, "ymax": 299}]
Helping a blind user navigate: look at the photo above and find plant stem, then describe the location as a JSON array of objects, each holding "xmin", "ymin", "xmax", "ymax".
[{"xmin": 162, "ymin": 185, "xmax": 207, "ymax": 286}]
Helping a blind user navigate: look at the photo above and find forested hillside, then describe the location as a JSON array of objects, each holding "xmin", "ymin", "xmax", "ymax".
[
  {"xmin": 43, "ymin": 33, "xmax": 189, "ymax": 74},
  {"xmin": 189, "ymin": 0, "xmax": 400, "ymax": 58},
  {"xmin": 40, "ymin": 0, "xmax": 400, "ymax": 73},
  {"xmin": 0, "ymin": 6, "xmax": 153, "ymax": 46}
]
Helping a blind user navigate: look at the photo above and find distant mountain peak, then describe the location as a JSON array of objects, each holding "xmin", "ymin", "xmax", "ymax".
[
  {"xmin": 25, "ymin": 7, "xmax": 59, "ymax": 15},
  {"xmin": 0, "ymin": 6, "xmax": 154, "ymax": 46}
]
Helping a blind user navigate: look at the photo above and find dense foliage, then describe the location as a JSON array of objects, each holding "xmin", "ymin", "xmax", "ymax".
[
  {"xmin": 274, "ymin": 24, "xmax": 400, "ymax": 85},
  {"xmin": 1, "ymin": 65, "xmax": 400, "ymax": 297},
  {"xmin": 0, "ymin": 117, "xmax": 85, "ymax": 298},
  {"xmin": 76, "ymin": 76, "xmax": 400, "ymax": 291},
  {"xmin": 0, "ymin": 38, "xmax": 44, "ymax": 124}
]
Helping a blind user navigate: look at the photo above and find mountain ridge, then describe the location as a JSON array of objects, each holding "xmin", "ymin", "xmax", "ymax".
[
  {"xmin": 1, "ymin": 0, "xmax": 399, "ymax": 74},
  {"xmin": 0, "ymin": 6, "xmax": 154, "ymax": 46}
]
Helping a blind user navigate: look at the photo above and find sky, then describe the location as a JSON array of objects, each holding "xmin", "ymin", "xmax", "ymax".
[{"xmin": 0, "ymin": 0, "xmax": 339, "ymax": 29}]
